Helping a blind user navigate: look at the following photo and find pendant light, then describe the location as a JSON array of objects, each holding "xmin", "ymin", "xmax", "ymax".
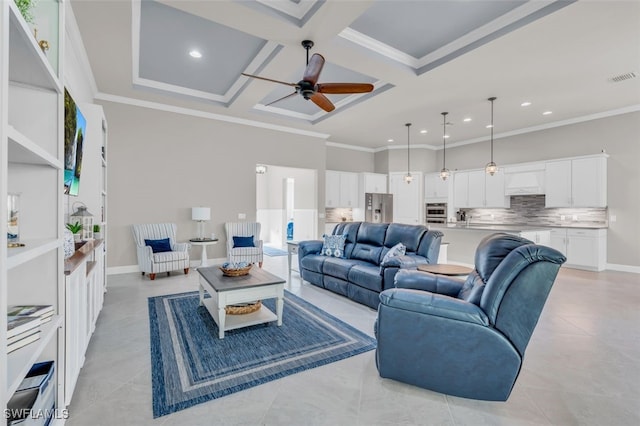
[
  {"xmin": 485, "ymin": 96, "xmax": 498, "ymax": 176},
  {"xmin": 440, "ymin": 112, "xmax": 450, "ymax": 181},
  {"xmin": 403, "ymin": 123, "xmax": 413, "ymax": 183}
]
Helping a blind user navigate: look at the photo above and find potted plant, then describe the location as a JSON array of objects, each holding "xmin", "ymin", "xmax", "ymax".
[
  {"xmin": 93, "ymin": 224, "xmax": 102, "ymax": 240},
  {"xmin": 66, "ymin": 221, "xmax": 82, "ymax": 242},
  {"xmin": 15, "ymin": 0, "xmax": 36, "ymax": 23}
]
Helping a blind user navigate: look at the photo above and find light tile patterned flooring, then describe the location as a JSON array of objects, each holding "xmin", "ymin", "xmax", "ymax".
[{"xmin": 66, "ymin": 255, "xmax": 640, "ymax": 425}]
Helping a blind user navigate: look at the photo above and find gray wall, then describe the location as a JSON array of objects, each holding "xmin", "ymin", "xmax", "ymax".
[
  {"xmin": 382, "ymin": 147, "xmax": 437, "ymax": 173},
  {"xmin": 102, "ymin": 102, "xmax": 326, "ymax": 268},
  {"xmin": 434, "ymin": 112, "xmax": 640, "ymax": 267},
  {"xmin": 326, "ymin": 145, "xmax": 374, "ymax": 172},
  {"xmin": 374, "ymin": 150, "xmax": 389, "ymax": 173}
]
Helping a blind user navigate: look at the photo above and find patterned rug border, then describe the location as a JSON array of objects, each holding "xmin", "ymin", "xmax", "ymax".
[{"xmin": 148, "ymin": 289, "xmax": 376, "ymax": 417}]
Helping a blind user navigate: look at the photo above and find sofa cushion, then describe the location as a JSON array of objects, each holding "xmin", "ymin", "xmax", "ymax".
[
  {"xmin": 323, "ymin": 257, "xmax": 370, "ymax": 280},
  {"xmin": 385, "ymin": 223, "xmax": 426, "ymax": 252},
  {"xmin": 356, "ymin": 222, "xmax": 388, "ymax": 245},
  {"xmin": 321, "ymin": 234, "xmax": 347, "ymax": 258},
  {"xmin": 232, "ymin": 236, "xmax": 255, "ymax": 248},
  {"xmin": 348, "ymin": 264, "xmax": 384, "ymax": 292},
  {"xmin": 351, "ymin": 244, "xmax": 383, "ymax": 264},
  {"xmin": 300, "ymin": 254, "xmax": 327, "ymax": 273},
  {"xmin": 338, "ymin": 222, "xmax": 362, "ymax": 258}
]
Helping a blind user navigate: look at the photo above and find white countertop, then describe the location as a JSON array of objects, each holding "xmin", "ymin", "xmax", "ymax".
[{"xmin": 432, "ymin": 223, "xmax": 607, "ymax": 232}]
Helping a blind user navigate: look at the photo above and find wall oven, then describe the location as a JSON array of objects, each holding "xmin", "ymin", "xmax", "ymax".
[{"xmin": 426, "ymin": 203, "xmax": 447, "ymax": 224}]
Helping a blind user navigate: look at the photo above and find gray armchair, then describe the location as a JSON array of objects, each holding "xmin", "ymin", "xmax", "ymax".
[{"xmin": 375, "ymin": 233, "xmax": 566, "ymax": 401}]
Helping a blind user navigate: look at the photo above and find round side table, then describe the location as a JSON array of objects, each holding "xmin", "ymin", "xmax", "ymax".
[
  {"xmin": 417, "ymin": 264, "xmax": 473, "ymax": 276},
  {"xmin": 189, "ymin": 238, "xmax": 219, "ymax": 268}
]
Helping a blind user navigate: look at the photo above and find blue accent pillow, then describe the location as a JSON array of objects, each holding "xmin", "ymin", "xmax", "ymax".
[
  {"xmin": 233, "ymin": 236, "xmax": 255, "ymax": 248},
  {"xmin": 145, "ymin": 238, "xmax": 172, "ymax": 253},
  {"xmin": 321, "ymin": 234, "xmax": 347, "ymax": 258}
]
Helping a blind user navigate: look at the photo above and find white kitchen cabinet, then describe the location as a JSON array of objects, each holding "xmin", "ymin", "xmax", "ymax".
[
  {"xmin": 453, "ymin": 170, "xmax": 509, "ymax": 208},
  {"xmin": 339, "ymin": 172, "xmax": 359, "ymax": 207},
  {"xmin": 519, "ymin": 230, "xmax": 551, "ymax": 246},
  {"xmin": 325, "ymin": 170, "xmax": 340, "ymax": 207},
  {"xmin": 424, "ymin": 172, "xmax": 449, "ymax": 201},
  {"xmin": 548, "ymin": 228, "xmax": 606, "ymax": 271},
  {"xmin": 545, "ymin": 155, "xmax": 607, "ymax": 207},
  {"xmin": 361, "ymin": 172, "xmax": 387, "ymax": 194},
  {"xmin": 453, "ymin": 171, "xmax": 469, "ymax": 208},
  {"xmin": 326, "ymin": 170, "xmax": 358, "ymax": 208},
  {"xmin": 389, "ymin": 171, "xmax": 423, "ymax": 224}
]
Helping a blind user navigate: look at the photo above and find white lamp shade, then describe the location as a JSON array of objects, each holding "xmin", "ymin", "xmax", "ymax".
[{"xmin": 192, "ymin": 207, "xmax": 211, "ymax": 221}]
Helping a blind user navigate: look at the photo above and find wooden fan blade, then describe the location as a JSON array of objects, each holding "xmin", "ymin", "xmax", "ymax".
[
  {"xmin": 302, "ymin": 53, "xmax": 325, "ymax": 85},
  {"xmin": 309, "ymin": 92, "xmax": 335, "ymax": 112},
  {"xmin": 265, "ymin": 91, "xmax": 298, "ymax": 107},
  {"xmin": 317, "ymin": 83, "xmax": 374, "ymax": 94},
  {"xmin": 241, "ymin": 73, "xmax": 297, "ymax": 87}
]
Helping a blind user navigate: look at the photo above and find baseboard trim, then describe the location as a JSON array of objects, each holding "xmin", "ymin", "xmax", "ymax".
[
  {"xmin": 606, "ymin": 263, "xmax": 640, "ymax": 274},
  {"xmin": 107, "ymin": 258, "xmax": 230, "ymax": 275}
]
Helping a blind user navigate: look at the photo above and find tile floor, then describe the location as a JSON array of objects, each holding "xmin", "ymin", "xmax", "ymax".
[{"xmin": 66, "ymin": 255, "xmax": 640, "ymax": 425}]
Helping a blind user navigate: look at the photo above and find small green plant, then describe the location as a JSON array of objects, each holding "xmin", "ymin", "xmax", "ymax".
[
  {"xmin": 15, "ymin": 0, "xmax": 36, "ymax": 24},
  {"xmin": 66, "ymin": 221, "xmax": 82, "ymax": 234},
  {"xmin": 93, "ymin": 224, "xmax": 101, "ymax": 233}
]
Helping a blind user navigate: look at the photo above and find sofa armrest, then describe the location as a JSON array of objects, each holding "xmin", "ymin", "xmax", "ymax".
[
  {"xmin": 174, "ymin": 242, "xmax": 189, "ymax": 252},
  {"xmin": 394, "ymin": 269, "xmax": 464, "ymax": 297},
  {"xmin": 379, "ymin": 288, "xmax": 489, "ymax": 326},
  {"xmin": 298, "ymin": 240, "xmax": 323, "ymax": 258}
]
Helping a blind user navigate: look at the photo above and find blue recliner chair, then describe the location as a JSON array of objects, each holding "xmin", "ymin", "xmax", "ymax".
[{"xmin": 375, "ymin": 233, "xmax": 566, "ymax": 401}]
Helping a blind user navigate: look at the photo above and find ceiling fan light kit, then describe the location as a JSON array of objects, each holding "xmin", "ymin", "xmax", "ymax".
[{"xmin": 241, "ymin": 40, "xmax": 374, "ymax": 113}]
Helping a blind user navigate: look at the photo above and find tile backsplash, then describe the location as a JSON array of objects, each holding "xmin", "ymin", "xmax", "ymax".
[
  {"xmin": 459, "ymin": 195, "xmax": 607, "ymax": 227},
  {"xmin": 325, "ymin": 208, "xmax": 353, "ymax": 223}
]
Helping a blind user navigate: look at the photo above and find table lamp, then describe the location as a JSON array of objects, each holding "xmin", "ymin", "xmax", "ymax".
[{"xmin": 192, "ymin": 207, "xmax": 211, "ymax": 241}]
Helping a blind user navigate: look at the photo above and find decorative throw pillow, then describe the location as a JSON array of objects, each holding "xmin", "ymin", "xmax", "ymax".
[
  {"xmin": 381, "ymin": 242, "xmax": 406, "ymax": 264},
  {"xmin": 233, "ymin": 236, "xmax": 255, "ymax": 248},
  {"xmin": 321, "ymin": 234, "xmax": 347, "ymax": 258},
  {"xmin": 145, "ymin": 238, "xmax": 172, "ymax": 253}
]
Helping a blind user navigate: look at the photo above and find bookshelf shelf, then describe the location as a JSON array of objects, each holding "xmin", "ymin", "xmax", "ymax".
[
  {"xmin": 6, "ymin": 315, "xmax": 63, "ymax": 398},
  {"xmin": 7, "ymin": 126, "xmax": 63, "ymax": 169},
  {"xmin": 7, "ymin": 238, "xmax": 61, "ymax": 270}
]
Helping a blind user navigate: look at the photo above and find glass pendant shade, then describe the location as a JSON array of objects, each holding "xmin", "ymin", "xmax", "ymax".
[
  {"xmin": 485, "ymin": 161, "xmax": 498, "ymax": 176},
  {"xmin": 440, "ymin": 168, "xmax": 450, "ymax": 180},
  {"xmin": 403, "ymin": 173, "xmax": 413, "ymax": 183},
  {"xmin": 486, "ymin": 97, "xmax": 498, "ymax": 175}
]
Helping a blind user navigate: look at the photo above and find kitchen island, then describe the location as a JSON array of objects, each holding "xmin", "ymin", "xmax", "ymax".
[{"xmin": 431, "ymin": 223, "xmax": 551, "ymax": 266}]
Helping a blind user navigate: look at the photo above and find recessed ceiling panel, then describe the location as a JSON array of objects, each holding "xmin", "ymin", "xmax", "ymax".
[
  {"xmin": 350, "ymin": 1, "xmax": 525, "ymax": 59},
  {"xmin": 242, "ymin": 0, "xmax": 325, "ymax": 27},
  {"xmin": 135, "ymin": 0, "xmax": 279, "ymax": 104}
]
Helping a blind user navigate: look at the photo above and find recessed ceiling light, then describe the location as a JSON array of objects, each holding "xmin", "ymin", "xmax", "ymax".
[
  {"xmin": 542, "ymin": 111, "xmax": 553, "ymax": 115},
  {"xmin": 420, "ymin": 129, "xmax": 427, "ymax": 134},
  {"xmin": 189, "ymin": 49, "xmax": 202, "ymax": 59},
  {"xmin": 444, "ymin": 135, "xmax": 450, "ymax": 139},
  {"xmin": 463, "ymin": 117, "xmax": 472, "ymax": 122},
  {"xmin": 387, "ymin": 139, "xmax": 394, "ymax": 142},
  {"xmin": 521, "ymin": 101, "xmax": 532, "ymax": 107},
  {"xmin": 486, "ymin": 124, "xmax": 493, "ymax": 128}
]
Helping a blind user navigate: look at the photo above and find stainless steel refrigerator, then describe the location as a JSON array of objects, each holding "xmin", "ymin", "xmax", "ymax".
[{"xmin": 365, "ymin": 193, "xmax": 393, "ymax": 223}]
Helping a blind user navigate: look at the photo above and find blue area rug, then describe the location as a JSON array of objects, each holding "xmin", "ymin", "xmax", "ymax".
[
  {"xmin": 148, "ymin": 290, "xmax": 376, "ymax": 417},
  {"xmin": 263, "ymin": 246, "xmax": 288, "ymax": 256}
]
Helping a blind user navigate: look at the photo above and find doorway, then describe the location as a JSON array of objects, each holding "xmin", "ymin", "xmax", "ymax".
[{"xmin": 256, "ymin": 165, "xmax": 318, "ymax": 248}]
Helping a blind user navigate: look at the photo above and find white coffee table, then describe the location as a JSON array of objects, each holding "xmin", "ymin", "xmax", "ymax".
[{"xmin": 197, "ymin": 266, "xmax": 285, "ymax": 339}]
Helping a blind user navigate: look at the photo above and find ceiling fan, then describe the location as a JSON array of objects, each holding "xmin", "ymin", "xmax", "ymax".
[{"xmin": 241, "ymin": 40, "xmax": 374, "ymax": 112}]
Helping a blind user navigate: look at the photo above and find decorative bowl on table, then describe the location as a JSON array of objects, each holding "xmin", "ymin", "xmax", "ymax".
[{"xmin": 219, "ymin": 261, "xmax": 252, "ymax": 277}]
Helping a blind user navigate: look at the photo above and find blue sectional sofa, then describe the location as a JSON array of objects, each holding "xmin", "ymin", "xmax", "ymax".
[{"xmin": 297, "ymin": 222, "xmax": 443, "ymax": 309}]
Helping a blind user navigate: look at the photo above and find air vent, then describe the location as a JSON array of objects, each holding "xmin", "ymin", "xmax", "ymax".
[{"xmin": 610, "ymin": 72, "xmax": 637, "ymax": 83}]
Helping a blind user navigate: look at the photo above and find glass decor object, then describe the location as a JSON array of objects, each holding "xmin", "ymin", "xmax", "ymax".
[{"xmin": 7, "ymin": 193, "xmax": 20, "ymax": 244}]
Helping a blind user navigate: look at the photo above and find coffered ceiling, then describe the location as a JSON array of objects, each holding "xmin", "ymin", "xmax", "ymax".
[{"xmin": 70, "ymin": 0, "xmax": 640, "ymax": 150}]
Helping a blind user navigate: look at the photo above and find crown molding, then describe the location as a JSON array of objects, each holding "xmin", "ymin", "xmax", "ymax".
[{"xmin": 94, "ymin": 92, "xmax": 331, "ymax": 140}]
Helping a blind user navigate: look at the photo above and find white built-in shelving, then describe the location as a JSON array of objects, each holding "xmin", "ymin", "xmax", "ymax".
[{"xmin": 2, "ymin": 0, "xmax": 66, "ymax": 421}]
